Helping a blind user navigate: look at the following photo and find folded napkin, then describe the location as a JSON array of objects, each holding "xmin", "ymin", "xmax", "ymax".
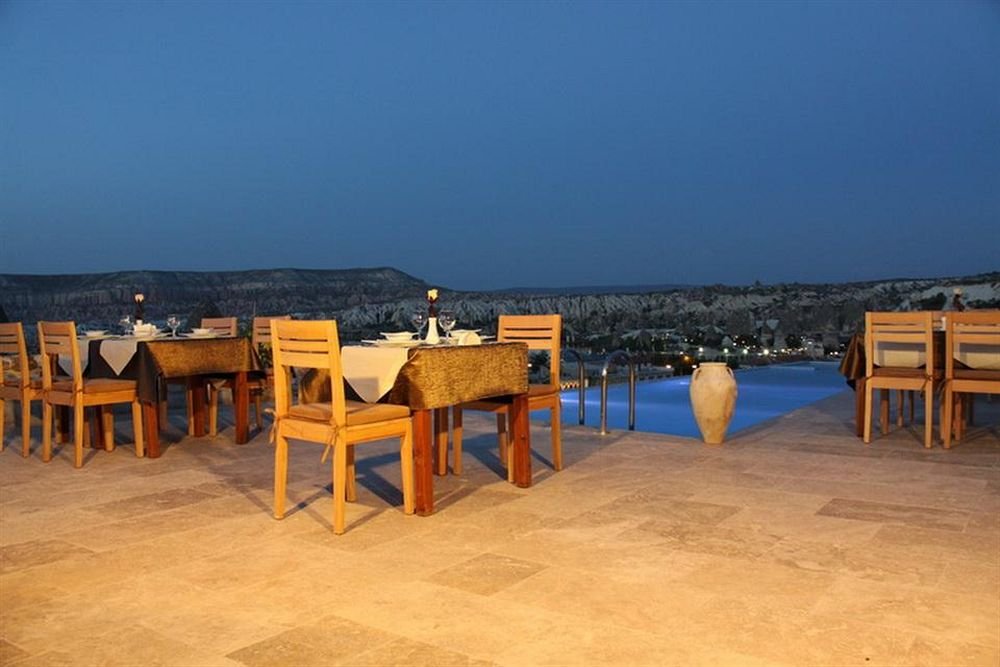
[
  {"xmin": 101, "ymin": 339, "xmax": 140, "ymax": 376},
  {"xmin": 457, "ymin": 331, "xmax": 481, "ymax": 346}
]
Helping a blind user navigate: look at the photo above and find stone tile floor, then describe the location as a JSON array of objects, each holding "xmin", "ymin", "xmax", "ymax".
[{"xmin": 1, "ymin": 390, "xmax": 998, "ymax": 666}]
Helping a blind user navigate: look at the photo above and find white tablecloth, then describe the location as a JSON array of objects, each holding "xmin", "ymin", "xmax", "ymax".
[{"xmin": 341, "ymin": 346, "xmax": 410, "ymax": 403}]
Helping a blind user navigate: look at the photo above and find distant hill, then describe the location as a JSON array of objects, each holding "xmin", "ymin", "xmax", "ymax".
[
  {"xmin": 0, "ymin": 267, "xmax": 429, "ymax": 329},
  {"xmin": 495, "ymin": 283, "xmax": 696, "ymax": 295},
  {"xmin": 2, "ymin": 268, "xmax": 998, "ymax": 344}
]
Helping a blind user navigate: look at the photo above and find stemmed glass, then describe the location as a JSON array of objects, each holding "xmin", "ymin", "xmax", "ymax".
[
  {"xmin": 410, "ymin": 311, "xmax": 427, "ymax": 337},
  {"xmin": 166, "ymin": 314, "xmax": 181, "ymax": 338},
  {"xmin": 438, "ymin": 310, "xmax": 456, "ymax": 342},
  {"xmin": 119, "ymin": 314, "xmax": 132, "ymax": 336}
]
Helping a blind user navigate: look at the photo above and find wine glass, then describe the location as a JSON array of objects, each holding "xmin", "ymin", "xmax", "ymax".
[
  {"xmin": 410, "ymin": 311, "xmax": 427, "ymax": 336},
  {"xmin": 438, "ymin": 310, "xmax": 456, "ymax": 342},
  {"xmin": 166, "ymin": 314, "xmax": 181, "ymax": 338},
  {"xmin": 119, "ymin": 314, "xmax": 132, "ymax": 336}
]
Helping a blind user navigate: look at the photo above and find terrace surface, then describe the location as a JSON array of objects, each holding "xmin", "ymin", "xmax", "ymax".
[{"xmin": 1, "ymin": 390, "xmax": 998, "ymax": 666}]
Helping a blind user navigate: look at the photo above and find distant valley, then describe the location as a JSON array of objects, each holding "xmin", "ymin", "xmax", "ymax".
[{"xmin": 2, "ymin": 269, "xmax": 998, "ymax": 349}]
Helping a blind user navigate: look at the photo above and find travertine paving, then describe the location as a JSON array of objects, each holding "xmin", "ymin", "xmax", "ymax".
[{"xmin": 1, "ymin": 390, "xmax": 998, "ymax": 666}]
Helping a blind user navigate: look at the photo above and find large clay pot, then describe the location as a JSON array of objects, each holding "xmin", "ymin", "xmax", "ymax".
[{"xmin": 689, "ymin": 362, "xmax": 738, "ymax": 444}]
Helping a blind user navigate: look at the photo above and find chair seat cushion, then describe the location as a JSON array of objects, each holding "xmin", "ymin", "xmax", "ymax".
[
  {"xmin": 287, "ymin": 401, "xmax": 410, "ymax": 427},
  {"xmin": 871, "ymin": 367, "xmax": 941, "ymax": 379},
  {"xmin": 52, "ymin": 378, "xmax": 137, "ymax": 394},
  {"xmin": 953, "ymin": 369, "xmax": 1000, "ymax": 381},
  {"xmin": 1, "ymin": 378, "xmax": 42, "ymax": 390}
]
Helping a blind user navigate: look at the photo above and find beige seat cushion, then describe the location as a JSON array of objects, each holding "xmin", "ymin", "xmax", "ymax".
[
  {"xmin": 953, "ymin": 369, "xmax": 1000, "ymax": 381},
  {"xmin": 287, "ymin": 400, "xmax": 410, "ymax": 427},
  {"xmin": 52, "ymin": 378, "xmax": 137, "ymax": 394}
]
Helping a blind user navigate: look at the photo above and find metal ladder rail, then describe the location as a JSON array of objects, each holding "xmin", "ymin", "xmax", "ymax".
[
  {"xmin": 600, "ymin": 349, "xmax": 636, "ymax": 435},
  {"xmin": 562, "ymin": 348, "xmax": 587, "ymax": 425}
]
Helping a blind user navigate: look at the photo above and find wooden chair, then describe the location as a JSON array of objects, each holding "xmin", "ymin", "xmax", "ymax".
[
  {"xmin": 0, "ymin": 323, "xmax": 43, "ymax": 457},
  {"xmin": 200, "ymin": 317, "xmax": 238, "ymax": 337},
  {"xmin": 270, "ymin": 319, "xmax": 414, "ymax": 534},
  {"xmin": 451, "ymin": 314, "xmax": 562, "ymax": 478},
  {"xmin": 196, "ymin": 317, "xmax": 256, "ymax": 436},
  {"xmin": 37, "ymin": 321, "xmax": 144, "ymax": 467},
  {"xmin": 943, "ymin": 311, "xmax": 1000, "ymax": 449},
  {"xmin": 863, "ymin": 311, "xmax": 939, "ymax": 449}
]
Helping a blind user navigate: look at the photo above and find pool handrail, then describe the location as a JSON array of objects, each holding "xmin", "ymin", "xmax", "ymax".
[
  {"xmin": 600, "ymin": 349, "xmax": 636, "ymax": 435},
  {"xmin": 561, "ymin": 348, "xmax": 587, "ymax": 425}
]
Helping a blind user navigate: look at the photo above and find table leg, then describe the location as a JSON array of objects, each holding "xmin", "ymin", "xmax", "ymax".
[
  {"xmin": 234, "ymin": 371, "xmax": 249, "ymax": 444},
  {"xmin": 413, "ymin": 409, "xmax": 434, "ymax": 515},
  {"xmin": 143, "ymin": 401, "xmax": 161, "ymax": 458},
  {"xmin": 510, "ymin": 393, "xmax": 531, "ymax": 488},
  {"xmin": 188, "ymin": 377, "xmax": 206, "ymax": 436}
]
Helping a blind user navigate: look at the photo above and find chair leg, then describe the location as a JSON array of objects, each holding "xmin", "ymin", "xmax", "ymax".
[
  {"xmin": 400, "ymin": 426, "xmax": 415, "ymax": 515},
  {"xmin": 42, "ymin": 401, "xmax": 53, "ymax": 462},
  {"xmin": 273, "ymin": 433, "xmax": 289, "ymax": 519},
  {"xmin": 131, "ymin": 400, "xmax": 145, "ymax": 458},
  {"xmin": 942, "ymin": 387, "xmax": 954, "ymax": 449},
  {"xmin": 896, "ymin": 390, "xmax": 904, "ymax": 427},
  {"xmin": 923, "ymin": 386, "xmax": 933, "ymax": 449},
  {"xmin": 254, "ymin": 394, "xmax": 263, "ymax": 430},
  {"xmin": 332, "ymin": 441, "xmax": 348, "ymax": 535},
  {"xmin": 879, "ymin": 389, "xmax": 890, "ymax": 435},
  {"xmin": 551, "ymin": 403, "xmax": 562, "ymax": 471},
  {"xmin": 346, "ymin": 447, "xmax": 357, "ymax": 502},
  {"xmin": 21, "ymin": 398, "xmax": 32, "ymax": 458},
  {"xmin": 434, "ymin": 408, "xmax": 449, "ymax": 475},
  {"xmin": 185, "ymin": 387, "xmax": 195, "ymax": 436},
  {"xmin": 209, "ymin": 387, "xmax": 219, "ymax": 436},
  {"xmin": 73, "ymin": 402, "xmax": 85, "ymax": 468},
  {"xmin": 451, "ymin": 406, "xmax": 463, "ymax": 475},
  {"xmin": 863, "ymin": 382, "xmax": 873, "ymax": 444},
  {"xmin": 497, "ymin": 412, "xmax": 508, "ymax": 465},
  {"xmin": 101, "ymin": 405, "xmax": 115, "ymax": 452},
  {"xmin": 0, "ymin": 397, "xmax": 5, "ymax": 452}
]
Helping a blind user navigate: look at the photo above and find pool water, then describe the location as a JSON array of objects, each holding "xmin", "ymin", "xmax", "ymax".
[{"xmin": 558, "ymin": 361, "xmax": 848, "ymax": 438}]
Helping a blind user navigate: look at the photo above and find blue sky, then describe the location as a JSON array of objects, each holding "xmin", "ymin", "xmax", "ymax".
[{"xmin": 2, "ymin": 0, "xmax": 998, "ymax": 290}]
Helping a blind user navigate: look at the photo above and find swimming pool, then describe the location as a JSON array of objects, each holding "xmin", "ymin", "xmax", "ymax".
[{"xmin": 559, "ymin": 361, "xmax": 848, "ymax": 438}]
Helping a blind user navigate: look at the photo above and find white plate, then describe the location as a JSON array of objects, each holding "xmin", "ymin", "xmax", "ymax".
[
  {"xmin": 182, "ymin": 332, "xmax": 217, "ymax": 339},
  {"xmin": 380, "ymin": 331, "xmax": 415, "ymax": 342},
  {"xmin": 363, "ymin": 339, "xmax": 421, "ymax": 348},
  {"xmin": 84, "ymin": 330, "xmax": 108, "ymax": 338}
]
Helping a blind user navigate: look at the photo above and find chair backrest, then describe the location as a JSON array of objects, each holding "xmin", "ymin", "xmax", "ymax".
[
  {"xmin": 864, "ymin": 311, "xmax": 935, "ymax": 376},
  {"xmin": 498, "ymin": 314, "xmax": 562, "ymax": 386},
  {"xmin": 201, "ymin": 317, "xmax": 238, "ymax": 337},
  {"xmin": 0, "ymin": 322, "xmax": 31, "ymax": 389},
  {"xmin": 252, "ymin": 315, "xmax": 291, "ymax": 348},
  {"xmin": 37, "ymin": 321, "xmax": 81, "ymax": 391},
  {"xmin": 946, "ymin": 310, "xmax": 1000, "ymax": 377},
  {"xmin": 270, "ymin": 319, "xmax": 345, "ymax": 424}
]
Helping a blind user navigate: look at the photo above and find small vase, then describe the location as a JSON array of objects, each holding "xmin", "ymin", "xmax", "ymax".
[
  {"xmin": 425, "ymin": 317, "xmax": 440, "ymax": 344},
  {"xmin": 689, "ymin": 362, "xmax": 737, "ymax": 444}
]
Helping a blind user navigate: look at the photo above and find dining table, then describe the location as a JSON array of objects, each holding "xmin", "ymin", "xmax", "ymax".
[
  {"xmin": 300, "ymin": 341, "xmax": 530, "ymax": 515},
  {"xmin": 79, "ymin": 335, "xmax": 263, "ymax": 457}
]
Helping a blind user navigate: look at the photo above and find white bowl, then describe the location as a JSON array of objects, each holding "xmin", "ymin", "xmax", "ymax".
[
  {"xmin": 380, "ymin": 331, "xmax": 414, "ymax": 342},
  {"xmin": 191, "ymin": 328, "xmax": 212, "ymax": 335}
]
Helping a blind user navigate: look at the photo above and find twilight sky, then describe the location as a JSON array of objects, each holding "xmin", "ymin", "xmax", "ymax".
[{"xmin": 2, "ymin": 0, "xmax": 998, "ymax": 291}]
